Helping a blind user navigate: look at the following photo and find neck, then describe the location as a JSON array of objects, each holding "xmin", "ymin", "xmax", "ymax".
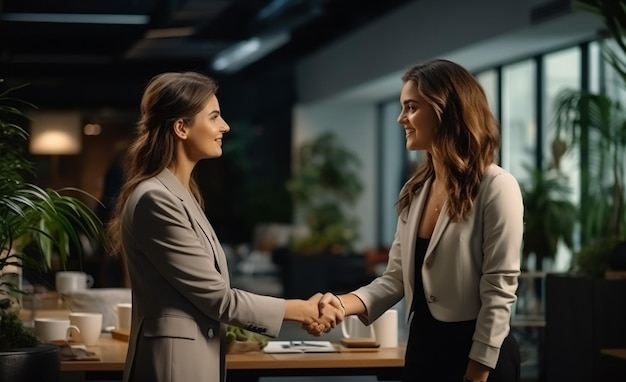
[
  {"xmin": 431, "ymin": 159, "xmax": 445, "ymax": 189},
  {"xmin": 167, "ymin": 160, "xmax": 195, "ymax": 191}
]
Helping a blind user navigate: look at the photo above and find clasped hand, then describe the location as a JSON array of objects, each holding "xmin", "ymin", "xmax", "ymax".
[{"xmin": 301, "ymin": 292, "xmax": 345, "ymax": 336}]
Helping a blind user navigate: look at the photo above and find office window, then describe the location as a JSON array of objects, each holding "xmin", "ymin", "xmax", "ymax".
[
  {"xmin": 604, "ymin": 38, "xmax": 626, "ymax": 105},
  {"xmin": 589, "ymin": 41, "xmax": 601, "ymax": 93},
  {"xmin": 501, "ymin": 60, "xmax": 536, "ymax": 181},
  {"xmin": 543, "ymin": 47, "xmax": 582, "ymax": 270},
  {"xmin": 476, "ymin": 70, "xmax": 499, "ymax": 117},
  {"xmin": 543, "ymin": 47, "xmax": 581, "ymax": 198}
]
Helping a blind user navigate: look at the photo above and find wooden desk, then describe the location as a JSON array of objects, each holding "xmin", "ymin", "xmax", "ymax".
[
  {"xmin": 601, "ymin": 348, "xmax": 626, "ymax": 361},
  {"xmin": 61, "ymin": 335, "xmax": 405, "ymax": 382}
]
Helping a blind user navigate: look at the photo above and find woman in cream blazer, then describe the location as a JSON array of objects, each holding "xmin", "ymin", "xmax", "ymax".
[
  {"xmin": 108, "ymin": 71, "xmax": 339, "ymax": 382},
  {"xmin": 318, "ymin": 60, "xmax": 524, "ymax": 382}
]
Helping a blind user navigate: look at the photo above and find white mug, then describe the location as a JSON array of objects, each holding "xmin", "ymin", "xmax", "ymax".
[
  {"xmin": 55, "ymin": 271, "xmax": 94, "ymax": 295},
  {"xmin": 69, "ymin": 312, "xmax": 103, "ymax": 346},
  {"xmin": 372, "ymin": 309, "xmax": 398, "ymax": 348},
  {"xmin": 341, "ymin": 309, "xmax": 399, "ymax": 348},
  {"xmin": 113, "ymin": 303, "xmax": 132, "ymax": 330},
  {"xmin": 34, "ymin": 318, "xmax": 80, "ymax": 343},
  {"xmin": 341, "ymin": 315, "xmax": 375, "ymax": 339}
]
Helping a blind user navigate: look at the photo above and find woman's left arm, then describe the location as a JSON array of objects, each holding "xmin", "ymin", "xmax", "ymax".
[{"xmin": 470, "ymin": 171, "xmax": 524, "ymax": 370}]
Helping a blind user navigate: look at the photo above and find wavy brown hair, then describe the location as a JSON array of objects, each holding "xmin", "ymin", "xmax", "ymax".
[
  {"xmin": 107, "ymin": 71, "xmax": 218, "ymax": 255},
  {"xmin": 396, "ymin": 59, "xmax": 500, "ymax": 222}
]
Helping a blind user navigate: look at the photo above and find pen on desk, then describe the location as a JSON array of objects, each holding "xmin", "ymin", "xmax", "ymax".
[{"xmin": 290, "ymin": 341, "xmax": 327, "ymax": 347}]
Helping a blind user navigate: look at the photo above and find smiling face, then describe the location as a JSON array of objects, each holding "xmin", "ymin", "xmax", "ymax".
[
  {"xmin": 397, "ymin": 80, "xmax": 440, "ymax": 152},
  {"xmin": 182, "ymin": 94, "xmax": 230, "ymax": 161}
]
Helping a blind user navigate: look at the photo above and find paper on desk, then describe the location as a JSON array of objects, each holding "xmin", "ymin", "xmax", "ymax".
[{"xmin": 263, "ymin": 341, "xmax": 338, "ymax": 353}]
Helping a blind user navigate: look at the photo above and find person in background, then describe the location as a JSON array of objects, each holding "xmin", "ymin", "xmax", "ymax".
[
  {"xmin": 107, "ymin": 71, "xmax": 342, "ymax": 382},
  {"xmin": 311, "ymin": 59, "xmax": 523, "ymax": 382}
]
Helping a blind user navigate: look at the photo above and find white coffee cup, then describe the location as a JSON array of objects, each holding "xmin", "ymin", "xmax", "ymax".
[
  {"xmin": 55, "ymin": 271, "xmax": 94, "ymax": 295},
  {"xmin": 341, "ymin": 309, "xmax": 399, "ymax": 348},
  {"xmin": 341, "ymin": 315, "xmax": 375, "ymax": 339},
  {"xmin": 113, "ymin": 303, "xmax": 132, "ymax": 330},
  {"xmin": 372, "ymin": 309, "xmax": 398, "ymax": 348},
  {"xmin": 69, "ymin": 312, "xmax": 103, "ymax": 346},
  {"xmin": 34, "ymin": 318, "xmax": 80, "ymax": 343}
]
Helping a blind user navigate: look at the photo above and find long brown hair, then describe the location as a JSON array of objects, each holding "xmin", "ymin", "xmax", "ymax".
[
  {"xmin": 107, "ymin": 71, "xmax": 218, "ymax": 255},
  {"xmin": 396, "ymin": 59, "xmax": 499, "ymax": 222}
]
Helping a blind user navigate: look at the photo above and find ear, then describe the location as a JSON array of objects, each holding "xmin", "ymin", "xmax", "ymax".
[{"xmin": 172, "ymin": 119, "xmax": 188, "ymax": 140}]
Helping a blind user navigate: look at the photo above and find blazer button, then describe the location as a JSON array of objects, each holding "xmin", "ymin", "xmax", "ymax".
[
  {"xmin": 208, "ymin": 328, "xmax": 214, "ymax": 338},
  {"xmin": 427, "ymin": 295, "xmax": 437, "ymax": 303},
  {"xmin": 424, "ymin": 259, "xmax": 433, "ymax": 268}
]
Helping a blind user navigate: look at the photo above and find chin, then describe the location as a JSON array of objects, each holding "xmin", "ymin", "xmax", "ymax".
[{"xmin": 405, "ymin": 140, "xmax": 418, "ymax": 151}]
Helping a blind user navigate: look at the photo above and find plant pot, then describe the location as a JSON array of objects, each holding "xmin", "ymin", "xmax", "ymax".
[
  {"xmin": 545, "ymin": 273, "xmax": 626, "ymax": 381},
  {"xmin": 0, "ymin": 344, "xmax": 61, "ymax": 382}
]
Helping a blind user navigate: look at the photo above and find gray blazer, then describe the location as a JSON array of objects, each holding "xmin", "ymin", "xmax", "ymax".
[
  {"xmin": 121, "ymin": 169, "xmax": 285, "ymax": 382},
  {"xmin": 352, "ymin": 164, "xmax": 523, "ymax": 369}
]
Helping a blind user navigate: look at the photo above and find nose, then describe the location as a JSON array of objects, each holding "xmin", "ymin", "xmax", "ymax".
[
  {"xmin": 397, "ymin": 112, "xmax": 405, "ymax": 125},
  {"xmin": 221, "ymin": 120, "xmax": 230, "ymax": 133}
]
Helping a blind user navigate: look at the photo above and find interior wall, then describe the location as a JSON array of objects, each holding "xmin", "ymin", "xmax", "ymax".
[{"xmin": 296, "ymin": 0, "xmax": 603, "ymax": 103}]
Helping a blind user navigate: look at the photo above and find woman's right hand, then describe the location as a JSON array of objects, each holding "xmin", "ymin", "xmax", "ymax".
[{"xmin": 300, "ymin": 292, "xmax": 346, "ymax": 336}]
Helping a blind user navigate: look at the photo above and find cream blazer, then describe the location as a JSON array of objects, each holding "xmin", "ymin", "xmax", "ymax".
[
  {"xmin": 352, "ymin": 164, "xmax": 523, "ymax": 368},
  {"xmin": 121, "ymin": 169, "xmax": 285, "ymax": 382}
]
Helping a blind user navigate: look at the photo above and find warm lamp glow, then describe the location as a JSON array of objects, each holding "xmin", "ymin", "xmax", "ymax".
[{"xmin": 29, "ymin": 111, "xmax": 82, "ymax": 154}]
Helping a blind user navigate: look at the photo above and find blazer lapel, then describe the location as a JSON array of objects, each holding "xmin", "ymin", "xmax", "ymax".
[
  {"xmin": 425, "ymin": 179, "xmax": 451, "ymax": 264},
  {"xmin": 404, "ymin": 183, "xmax": 427, "ymax": 294},
  {"xmin": 406, "ymin": 178, "xmax": 452, "ymax": 276},
  {"xmin": 155, "ymin": 169, "xmax": 228, "ymax": 280}
]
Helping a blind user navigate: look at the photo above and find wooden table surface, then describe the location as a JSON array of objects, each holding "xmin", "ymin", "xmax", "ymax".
[{"xmin": 61, "ymin": 335, "xmax": 406, "ymax": 372}]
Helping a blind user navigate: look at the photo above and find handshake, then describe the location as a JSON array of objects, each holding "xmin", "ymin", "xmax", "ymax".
[{"xmin": 292, "ymin": 292, "xmax": 347, "ymax": 337}]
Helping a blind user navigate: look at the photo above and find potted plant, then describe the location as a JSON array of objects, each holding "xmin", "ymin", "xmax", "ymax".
[
  {"xmin": 286, "ymin": 131, "xmax": 363, "ymax": 254},
  {"xmin": 279, "ymin": 132, "xmax": 364, "ymax": 298},
  {"xmin": 520, "ymin": 164, "xmax": 578, "ymax": 272},
  {"xmin": 0, "ymin": 80, "xmax": 108, "ymax": 382}
]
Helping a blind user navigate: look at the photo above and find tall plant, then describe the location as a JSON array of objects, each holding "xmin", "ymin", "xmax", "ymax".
[
  {"xmin": 545, "ymin": 0, "xmax": 626, "ymax": 277},
  {"xmin": 286, "ymin": 132, "xmax": 363, "ymax": 254},
  {"xmin": 553, "ymin": 89, "xmax": 626, "ymax": 243},
  {"xmin": 0, "ymin": 80, "xmax": 108, "ymax": 350},
  {"xmin": 520, "ymin": 165, "xmax": 578, "ymax": 271}
]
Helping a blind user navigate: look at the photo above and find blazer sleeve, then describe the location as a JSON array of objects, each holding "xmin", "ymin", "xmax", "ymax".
[
  {"xmin": 470, "ymin": 171, "xmax": 523, "ymax": 368},
  {"xmin": 128, "ymin": 187, "xmax": 285, "ymax": 337},
  {"xmin": 352, "ymin": 214, "xmax": 405, "ymax": 323}
]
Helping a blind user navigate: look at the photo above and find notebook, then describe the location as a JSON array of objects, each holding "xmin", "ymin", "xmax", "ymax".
[{"xmin": 263, "ymin": 340, "xmax": 338, "ymax": 353}]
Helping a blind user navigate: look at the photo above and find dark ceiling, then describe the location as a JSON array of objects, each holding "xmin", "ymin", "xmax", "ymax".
[{"xmin": 0, "ymin": 0, "xmax": 412, "ymax": 109}]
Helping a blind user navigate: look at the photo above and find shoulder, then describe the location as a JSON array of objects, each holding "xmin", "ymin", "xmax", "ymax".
[
  {"xmin": 482, "ymin": 164, "xmax": 520, "ymax": 190},
  {"xmin": 127, "ymin": 177, "xmax": 180, "ymax": 212}
]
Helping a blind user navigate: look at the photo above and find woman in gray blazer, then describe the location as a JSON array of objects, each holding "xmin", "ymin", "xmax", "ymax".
[
  {"xmin": 108, "ymin": 71, "xmax": 341, "ymax": 382},
  {"xmin": 315, "ymin": 59, "xmax": 523, "ymax": 382}
]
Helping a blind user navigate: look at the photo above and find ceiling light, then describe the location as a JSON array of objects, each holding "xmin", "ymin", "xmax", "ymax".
[
  {"xmin": 211, "ymin": 32, "xmax": 290, "ymax": 73},
  {"xmin": 29, "ymin": 111, "xmax": 82, "ymax": 155},
  {"xmin": 1, "ymin": 13, "xmax": 149, "ymax": 25},
  {"xmin": 145, "ymin": 27, "xmax": 196, "ymax": 39}
]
